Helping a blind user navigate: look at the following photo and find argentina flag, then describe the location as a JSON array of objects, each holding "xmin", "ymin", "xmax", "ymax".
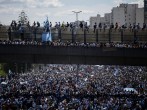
[
  {"xmin": 42, "ymin": 17, "xmax": 52, "ymax": 42},
  {"xmin": 42, "ymin": 32, "xmax": 52, "ymax": 42}
]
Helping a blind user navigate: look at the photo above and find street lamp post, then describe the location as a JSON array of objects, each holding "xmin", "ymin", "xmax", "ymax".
[{"xmin": 72, "ymin": 11, "xmax": 82, "ymax": 27}]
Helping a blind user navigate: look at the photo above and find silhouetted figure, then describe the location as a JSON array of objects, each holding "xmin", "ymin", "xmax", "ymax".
[
  {"xmin": 84, "ymin": 22, "xmax": 89, "ymax": 33},
  {"xmin": 99, "ymin": 23, "xmax": 102, "ymax": 32},
  {"xmin": 66, "ymin": 22, "xmax": 69, "ymax": 28},
  {"xmin": 70, "ymin": 23, "xmax": 73, "ymax": 31},
  {"xmin": 115, "ymin": 22, "xmax": 118, "ymax": 31},
  {"xmin": 33, "ymin": 21, "xmax": 36, "ymax": 27},
  {"xmin": 142, "ymin": 23, "xmax": 146, "ymax": 31},
  {"xmin": 50, "ymin": 22, "xmax": 52, "ymax": 28},
  {"xmin": 137, "ymin": 23, "xmax": 140, "ymax": 30},
  {"xmin": 133, "ymin": 23, "xmax": 136, "ymax": 31},
  {"xmin": 103, "ymin": 23, "xmax": 107, "ymax": 32},
  {"xmin": 129, "ymin": 23, "xmax": 132, "ymax": 32},
  {"xmin": 93, "ymin": 22, "xmax": 97, "ymax": 33},
  {"xmin": 37, "ymin": 21, "xmax": 40, "ymax": 27},
  {"xmin": 65, "ymin": 22, "xmax": 69, "ymax": 31},
  {"xmin": 110, "ymin": 23, "xmax": 114, "ymax": 32},
  {"xmin": 79, "ymin": 22, "xmax": 83, "ymax": 31},
  {"xmin": 18, "ymin": 21, "xmax": 22, "ymax": 28},
  {"xmin": 58, "ymin": 22, "xmax": 61, "ymax": 27}
]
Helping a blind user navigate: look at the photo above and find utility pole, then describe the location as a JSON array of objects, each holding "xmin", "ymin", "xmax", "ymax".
[{"xmin": 72, "ymin": 11, "xmax": 82, "ymax": 27}]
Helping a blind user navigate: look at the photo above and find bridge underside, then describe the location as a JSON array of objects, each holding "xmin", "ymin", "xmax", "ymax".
[{"xmin": 0, "ymin": 45, "xmax": 146, "ymax": 66}]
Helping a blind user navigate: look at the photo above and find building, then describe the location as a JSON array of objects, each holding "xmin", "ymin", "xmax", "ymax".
[
  {"xmin": 119, "ymin": 4, "xmax": 138, "ymax": 27},
  {"xmin": 100, "ymin": 17, "xmax": 105, "ymax": 25},
  {"xmin": 145, "ymin": 0, "xmax": 147, "ymax": 24},
  {"xmin": 89, "ymin": 3, "xmax": 144, "ymax": 28},
  {"xmin": 90, "ymin": 14, "xmax": 100, "ymax": 28},
  {"xmin": 111, "ymin": 7, "xmax": 125, "ymax": 27},
  {"xmin": 136, "ymin": 8, "xmax": 144, "ymax": 28},
  {"xmin": 104, "ymin": 13, "xmax": 111, "ymax": 26}
]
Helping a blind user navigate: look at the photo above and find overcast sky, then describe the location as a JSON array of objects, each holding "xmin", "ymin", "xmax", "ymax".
[{"xmin": 0, "ymin": 0, "xmax": 143, "ymax": 26}]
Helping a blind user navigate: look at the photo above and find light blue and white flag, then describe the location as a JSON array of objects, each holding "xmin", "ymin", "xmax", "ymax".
[{"xmin": 42, "ymin": 17, "xmax": 52, "ymax": 42}]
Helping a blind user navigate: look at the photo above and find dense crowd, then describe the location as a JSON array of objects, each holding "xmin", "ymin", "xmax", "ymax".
[
  {"xmin": 0, "ymin": 40, "xmax": 147, "ymax": 48},
  {"xmin": 0, "ymin": 65, "xmax": 147, "ymax": 109}
]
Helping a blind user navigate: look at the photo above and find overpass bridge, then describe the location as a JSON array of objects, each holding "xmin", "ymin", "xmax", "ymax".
[
  {"xmin": 0, "ymin": 45, "xmax": 146, "ymax": 66},
  {"xmin": 0, "ymin": 26, "xmax": 147, "ymax": 43}
]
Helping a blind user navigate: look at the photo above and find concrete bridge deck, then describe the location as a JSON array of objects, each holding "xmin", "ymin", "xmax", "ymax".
[{"xmin": 0, "ymin": 45, "xmax": 146, "ymax": 66}]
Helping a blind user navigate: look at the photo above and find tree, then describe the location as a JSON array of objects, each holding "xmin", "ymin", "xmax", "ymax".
[
  {"xmin": 18, "ymin": 10, "xmax": 29, "ymax": 26},
  {"xmin": 0, "ymin": 64, "xmax": 6, "ymax": 76}
]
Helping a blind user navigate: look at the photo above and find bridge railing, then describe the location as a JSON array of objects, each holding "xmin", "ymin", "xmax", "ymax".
[{"xmin": 0, "ymin": 27, "xmax": 147, "ymax": 43}]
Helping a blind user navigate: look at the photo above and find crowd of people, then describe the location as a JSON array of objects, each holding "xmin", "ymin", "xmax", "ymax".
[
  {"xmin": 0, "ymin": 40, "xmax": 147, "ymax": 49},
  {"xmin": 93, "ymin": 22, "xmax": 147, "ymax": 33},
  {"xmin": 0, "ymin": 65, "xmax": 147, "ymax": 109},
  {"xmin": 5, "ymin": 20, "xmax": 147, "ymax": 34}
]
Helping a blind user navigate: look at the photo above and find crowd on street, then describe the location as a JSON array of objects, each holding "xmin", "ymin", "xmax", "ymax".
[
  {"xmin": 0, "ymin": 65, "xmax": 147, "ymax": 109},
  {"xmin": 0, "ymin": 40, "xmax": 147, "ymax": 48}
]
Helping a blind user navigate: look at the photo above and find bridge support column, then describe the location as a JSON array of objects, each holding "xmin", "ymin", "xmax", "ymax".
[
  {"xmin": 58, "ymin": 28, "xmax": 62, "ymax": 41},
  {"xmin": 84, "ymin": 29, "xmax": 87, "ymax": 44},
  {"xmin": 34, "ymin": 28, "xmax": 37, "ymax": 41},
  {"xmin": 121, "ymin": 29, "xmax": 124, "ymax": 43},
  {"xmin": 134, "ymin": 30, "xmax": 137, "ymax": 43},
  {"xmin": 96, "ymin": 29, "xmax": 98, "ymax": 43},
  {"xmin": 72, "ymin": 28, "xmax": 76, "ymax": 43},
  {"xmin": 109, "ymin": 29, "xmax": 111, "ymax": 43}
]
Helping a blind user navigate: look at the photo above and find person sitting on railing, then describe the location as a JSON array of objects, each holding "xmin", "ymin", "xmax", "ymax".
[
  {"xmin": 36, "ymin": 21, "xmax": 40, "ymax": 28},
  {"xmin": 93, "ymin": 22, "xmax": 97, "ymax": 33},
  {"xmin": 61, "ymin": 21, "xmax": 65, "ymax": 31},
  {"xmin": 103, "ymin": 23, "xmax": 107, "ymax": 32},
  {"xmin": 84, "ymin": 22, "xmax": 89, "ymax": 33},
  {"xmin": 98, "ymin": 22, "xmax": 102, "ymax": 32},
  {"xmin": 132, "ymin": 23, "xmax": 136, "ymax": 32},
  {"xmin": 142, "ymin": 23, "xmax": 146, "ymax": 31},
  {"xmin": 110, "ymin": 23, "xmax": 114, "ymax": 31},
  {"xmin": 115, "ymin": 22, "xmax": 118, "ymax": 31},
  {"xmin": 129, "ymin": 23, "xmax": 132, "ymax": 32},
  {"xmin": 70, "ymin": 23, "xmax": 73, "ymax": 31},
  {"xmin": 137, "ymin": 23, "xmax": 140, "ymax": 30},
  {"xmin": 79, "ymin": 22, "xmax": 84, "ymax": 31},
  {"xmin": 65, "ymin": 22, "xmax": 69, "ymax": 31}
]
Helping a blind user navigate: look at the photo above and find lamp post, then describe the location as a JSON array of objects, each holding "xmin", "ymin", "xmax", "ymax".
[{"xmin": 72, "ymin": 11, "xmax": 82, "ymax": 27}]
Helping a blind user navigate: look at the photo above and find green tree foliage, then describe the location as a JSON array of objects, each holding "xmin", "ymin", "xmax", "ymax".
[{"xmin": 0, "ymin": 64, "xmax": 6, "ymax": 76}]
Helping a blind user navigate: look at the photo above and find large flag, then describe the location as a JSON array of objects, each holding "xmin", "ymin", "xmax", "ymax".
[
  {"xmin": 42, "ymin": 17, "xmax": 52, "ymax": 42},
  {"xmin": 42, "ymin": 32, "xmax": 52, "ymax": 42}
]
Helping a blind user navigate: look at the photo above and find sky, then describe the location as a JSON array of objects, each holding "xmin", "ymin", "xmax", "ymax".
[{"xmin": 0, "ymin": 0, "xmax": 144, "ymax": 26}]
